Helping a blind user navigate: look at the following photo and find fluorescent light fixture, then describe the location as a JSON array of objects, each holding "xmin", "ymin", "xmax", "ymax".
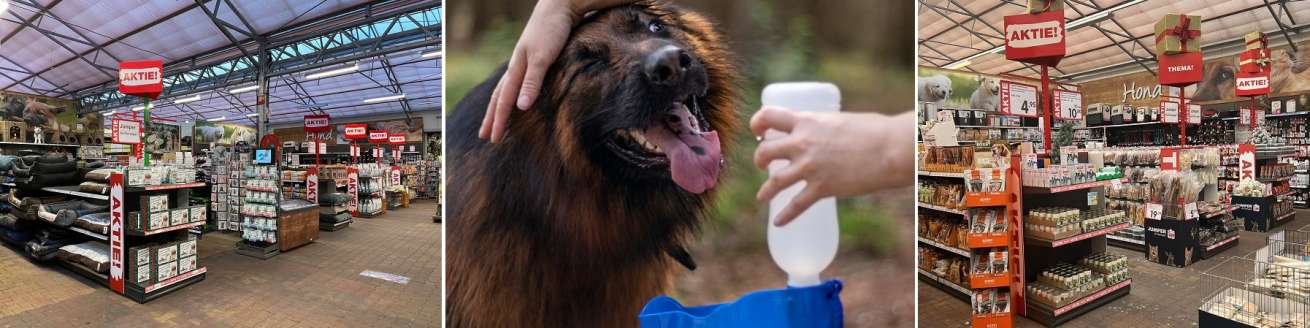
[
  {"xmin": 246, "ymin": 113, "xmax": 259, "ymax": 117},
  {"xmin": 0, "ymin": 1, "xmax": 9, "ymax": 16},
  {"xmin": 305, "ymin": 64, "xmax": 359, "ymax": 80},
  {"xmin": 940, "ymin": 0, "xmax": 1144, "ymax": 70},
  {"xmin": 421, "ymin": 51, "xmax": 441, "ymax": 59},
  {"xmin": 209, "ymin": 116, "xmax": 228, "ymax": 122},
  {"xmin": 363, "ymin": 94, "xmax": 406, "ymax": 103},
  {"xmin": 130, "ymin": 105, "xmax": 146, "ymax": 111},
  {"xmin": 106, "ymin": 111, "xmax": 117, "ymax": 116},
  {"xmin": 944, "ymin": 60, "xmax": 972, "ymax": 70},
  {"xmin": 228, "ymin": 85, "xmax": 258, "ymax": 94},
  {"xmin": 173, "ymin": 95, "xmax": 202, "ymax": 104}
]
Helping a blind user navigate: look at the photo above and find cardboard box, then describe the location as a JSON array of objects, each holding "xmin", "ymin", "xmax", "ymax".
[
  {"xmin": 155, "ymin": 243, "xmax": 179, "ymax": 264},
  {"xmin": 191, "ymin": 206, "xmax": 205, "ymax": 223},
  {"xmin": 1154, "ymin": 14, "xmax": 1202, "ymax": 55},
  {"xmin": 179, "ymin": 240, "xmax": 197, "ymax": 258},
  {"xmin": 127, "ymin": 169, "xmax": 148, "ymax": 186},
  {"xmin": 1025, "ymin": 0, "xmax": 1063, "ymax": 14},
  {"xmin": 171, "ymin": 208, "xmax": 188, "ymax": 226},
  {"xmin": 148, "ymin": 195, "xmax": 168, "ymax": 212},
  {"xmin": 148, "ymin": 211, "xmax": 169, "ymax": 230},
  {"xmin": 1246, "ymin": 31, "xmax": 1267, "ymax": 50},
  {"xmin": 128, "ymin": 246, "xmax": 154, "ymax": 285},
  {"xmin": 177, "ymin": 256, "xmax": 196, "ymax": 274},
  {"xmin": 157, "ymin": 261, "xmax": 178, "ymax": 282}
]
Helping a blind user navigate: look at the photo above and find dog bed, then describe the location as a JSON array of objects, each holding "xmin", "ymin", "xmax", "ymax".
[
  {"xmin": 56, "ymin": 241, "xmax": 110, "ymax": 273},
  {"xmin": 79, "ymin": 182, "xmax": 109, "ymax": 195},
  {"xmin": 320, "ymin": 212, "xmax": 352, "ymax": 223},
  {"xmin": 71, "ymin": 213, "xmax": 109, "ymax": 235}
]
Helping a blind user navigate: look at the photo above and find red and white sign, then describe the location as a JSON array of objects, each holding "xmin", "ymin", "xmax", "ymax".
[
  {"xmin": 1160, "ymin": 147, "xmax": 1180, "ymax": 171},
  {"xmin": 118, "ymin": 60, "xmax": 163, "ymax": 98},
  {"xmin": 1000, "ymin": 80, "xmax": 1040, "ymax": 117},
  {"xmin": 306, "ymin": 167, "xmax": 319, "ymax": 204},
  {"xmin": 1239, "ymin": 143, "xmax": 1256, "ymax": 183},
  {"xmin": 388, "ymin": 133, "xmax": 405, "ymax": 145},
  {"xmin": 1240, "ymin": 107, "xmax": 1252, "ymax": 126},
  {"xmin": 304, "ymin": 115, "xmax": 331, "ymax": 133},
  {"xmin": 1188, "ymin": 104, "xmax": 1201, "ymax": 124},
  {"xmin": 1158, "ymin": 52, "xmax": 1204, "ymax": 86},
  {"xmin": 1053, "ymin": 90, "xmax": 1082, "ymax": 120},
  {"xmin": 1004, "ymin": 11, "xmax": 1066, "ymax": 66},
  {"xmin": 368, "ymin": 130, "xmax": 389, "ymax": 143},
  {"xmin": 1160, "ymin": 100, "xmax": 1180, "ymax": 123},
  {"xmin": 1235, "ymin": 70, "xmax": 1271, "ymax": 96},
  {"xmin": 348, "ymin": 167, "xmax": 359, "ymax": 215},
  {"xmin": 344, "ymin": 124, "xmax": 368, "ymax": 139},
  {"xmin": 391, "ymin": 166, "xmax": 402, "ymax": 186},
  {"xmin": 111, "ymin": 118, "xmax": 142, "ymax": 144},
  {"xmin": 109, "ymin": 172, "xmax": 125, "ymax": 293}
]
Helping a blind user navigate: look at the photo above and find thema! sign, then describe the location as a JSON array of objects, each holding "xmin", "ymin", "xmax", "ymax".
[
  {"xmin": 1158, "ymin": 52, "xmax": 1204, "ymax": 87},
  {"xmin": 1004, "ymin": 11, "xmax": 1066, "ymax": 66},
  {"xmin": 118, "ymin": 60, "xmax": 163, "ymax": 98}
]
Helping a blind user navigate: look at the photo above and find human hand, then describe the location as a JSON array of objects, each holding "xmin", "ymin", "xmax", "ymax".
[
  {"xmin": 479, "ymin": 0, "xmax": 580, "ymax": 143},
  {"xmin": 751, "ymin": 107, "xmax": 915, "ymax": 226}
]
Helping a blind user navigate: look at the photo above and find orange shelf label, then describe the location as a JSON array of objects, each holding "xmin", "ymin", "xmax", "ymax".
[
  {"xmin": 967, "ymin": 232, "xmax": 1011, "ymax": 248},
  {"xmin": 965, "ymin": 192, "xmax": 1011, "ymax": 207},
  {"xmin": 969, "ymin": 272, "xmax": 1012, "ymax": 289}
]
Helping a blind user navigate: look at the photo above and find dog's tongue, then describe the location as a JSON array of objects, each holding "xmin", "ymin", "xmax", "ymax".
[{"xmin": 646, "ymin": 103, "xmax": 722, "ymax": 194}]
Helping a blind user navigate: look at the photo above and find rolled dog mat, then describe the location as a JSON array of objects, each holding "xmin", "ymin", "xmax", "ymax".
[
  {"xmin": 84, "ymin": 169, "xmax": 115, "ymax": 182},
  {"xmin": 37, "ymin": 153, "xmax": 69, "ymax": 164},
  {"xmin": 79, "ymin": 182, "xmax": 110, "ymax": 195}
]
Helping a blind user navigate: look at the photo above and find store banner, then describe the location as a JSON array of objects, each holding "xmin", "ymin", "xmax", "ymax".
[
  {"xmin": 1004, "ymin": 11, "xmax": 1066, "ymax": 66},
  {"xmin": 389, "ymin": 133, "xmax": 406, "ymax": 145},
  {"xmin": 999, "ymin": 80, "xmax": 1040, "ymax": 117},
  {"xmin": 108, "ymin": 172, "xmax": 125, "ymax": 293},
  {"xmin": 1235, "ymin": 70, "xmax": 1271, "ymax": 96},
  {"xmin": 1157, "ymin": 52, "xmax": 1203, "ymax": 86},
  {"xmin": 304, "ymin": 115, "xmax": 331, "ymax": 133},
  {"xmin": 369, "ymin": 130, "xmax": 388, "ymax": 143},
  {"xmin": 1052, "ymin": 90, "xmax": 1082, "ymax": 119},
  {"xmin": 344, "ymin": 124, "xmax": 368, "ymax": 139},
  {"xmin": 118, "ymin": 60, "xmax": 163, "ymax": 98},
  {"xmin": 1159, "ymin": 100, "xmax": 1180, "ymax": 124},
  {"xmin": 1239, "ymin": 144, "xmax": 1256, "ymax": 183},
  {"xmin": 111, "ymin": 118, "xmax": 142, "ymax": 144}
]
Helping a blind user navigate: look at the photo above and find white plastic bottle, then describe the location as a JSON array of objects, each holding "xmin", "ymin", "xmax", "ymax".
[{"xmin": 761, "ymin": 82, "xmax": 840, "ymax": 287}]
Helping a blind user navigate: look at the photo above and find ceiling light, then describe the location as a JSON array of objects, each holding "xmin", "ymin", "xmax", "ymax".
[
  {"xmin": 0, "ymin": 1, "xmax": 9, "ymax": 16},
  {"xmin": 130, "ymin": 105, "xmax": 146, "ymax": 111},
  {"xmin": 246, "ymin": 113, "xmax": 259, "ymax": 117},
  {"xmin": 363, "ymin": 94, "xmax": 406, "ymax": 103},
  {"xmin": 305, "ymin": 64, "xmax": 359, "ymax": 80},
  {"xmin": 173, "ymin": 95, "xmax": 202, "ymax": 104},
  {"xmin": 209, "ymin": 116, "xmax": 228, "ymax": 122},
  {"xmin": 421, "ymin": 51, "xmax": 441, "ymax": 59},
  {"xmin": 944, "ymin": 60, "xmax": 971, "ymax": 70},
  {"xmin": 106, "ymin": 111, "xmax": 117, "ymax": 116},
  {"xmin": 228, "ymin": 85, "xmax": 258, "ymax": 94}
]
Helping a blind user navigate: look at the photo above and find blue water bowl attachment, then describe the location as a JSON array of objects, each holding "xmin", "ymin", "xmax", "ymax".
[{"xmin": 638, "ymin": 279, "xmax": 843, "ymax": 328}]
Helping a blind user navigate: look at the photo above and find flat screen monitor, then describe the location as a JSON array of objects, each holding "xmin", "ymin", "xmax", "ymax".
[{"xmin": 254, "ymin": 149, "xmax": 273, "ymax": 164}]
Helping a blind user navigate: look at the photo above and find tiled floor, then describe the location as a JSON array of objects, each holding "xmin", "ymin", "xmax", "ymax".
[
  {"xmin": 0, "ymin": 200, "xmax": 441, "ymax": 328},
  {"xmin": 918, "ymin": 209, "xmax": 1310, "ymax": 328}
]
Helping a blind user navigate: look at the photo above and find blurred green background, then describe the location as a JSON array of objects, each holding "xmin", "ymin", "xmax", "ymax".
[{"xmin": 446, "ymin": 1, "xmax": 915, "ymax": 326}]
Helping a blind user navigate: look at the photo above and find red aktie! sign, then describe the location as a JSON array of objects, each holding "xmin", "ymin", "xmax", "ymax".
[
  {"xmin": 1235, "ymin": 71, "xmax": 1271, "ymax": 96},
  {"xmin": 304, "ymin": 115, "xmax": 331, "ymax": 133},
  {"xmin": 344, "ymin": 124, "xmax": 368, "ymax": 139},
  {"xmin": 388, "ymin": 133, "xmax": 405, "ymax": 145},
  {"xmin": 369, "ymin": 130, "xmax": 388, "ymax": 143},
  {"xmin": 119, "ymin": 60, "xmax": 163, "ymax": 98},
  {"xmin": 1004, "ymin": 11, "xmax": 1066, "ymax": 66}
]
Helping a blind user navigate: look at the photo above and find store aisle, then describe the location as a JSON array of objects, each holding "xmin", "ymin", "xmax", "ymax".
[
  {"xmin": 918, "ymin": 209, "xmax": 1310, "ymax": 328},
  {"xmin": 0, "ymin": 200, "xmax": 441, "ymax": 327}
]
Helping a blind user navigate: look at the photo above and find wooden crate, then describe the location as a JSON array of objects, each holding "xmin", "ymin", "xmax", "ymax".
[{"xmin": 277, "ymin": 206, "xmax": 319, "ymax": 251}]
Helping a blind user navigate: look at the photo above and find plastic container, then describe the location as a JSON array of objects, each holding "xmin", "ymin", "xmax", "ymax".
[
  {"xmin": 638, "ymin": 280, "xmax": 843, "ymax": 328},
  {"xmin": 761, "ymin": 82, "xmax": 841, "ymax": 287}
]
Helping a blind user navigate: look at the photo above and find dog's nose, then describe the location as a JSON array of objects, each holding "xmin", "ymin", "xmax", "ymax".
[{"xmin": 644, "ymin": 45, "xmax": 691, "ymax": 86}]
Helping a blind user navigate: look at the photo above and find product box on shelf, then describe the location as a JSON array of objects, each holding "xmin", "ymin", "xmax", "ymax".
[
  {"xmin": 177, "ymin": 256, "xmax": 196, "ymax": 274},
  {"xmin": 1144, "ymin": 216, "xmax": 1199, "ymax": 267},
  {"xmin": 155, "ymin": 242, "xmax": 179, "ymax": 264},
  {"xmin": 157, "ymin": 261, "xmax": 178, "ymax": 282},
  {"xmin": 147, "ymin": 195, "xmax": 168, "ymax": 212},
  {"xmin": 190, "ymin": 206, "xmax": 205, "ymax": 223},
  {"xmin": 127, "ymin": 169, "xmax": 148, "ymax": 186},
  {"xmin": 128, "ymin": 245, "xmax": 154, "ymax": 285},
  {"xmin": 170, "ymin": 208, "xmax": 189, "ymax": 226},
  {"xmin": 179, "ymin": 239, "xmax": 197, "ymax": 258}
]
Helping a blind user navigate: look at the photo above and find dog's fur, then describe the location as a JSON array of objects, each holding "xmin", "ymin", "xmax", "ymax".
[
  {"xmin": 918, "ymin": 74, "xmax": 952, "ymax": 108},
  {"xmin": 446, "ymin": 2, "xmax": 739, "ymax": 327},
  {"xmin": 970, "ymin": 75, "xmax": 999, "ymax": 111}
]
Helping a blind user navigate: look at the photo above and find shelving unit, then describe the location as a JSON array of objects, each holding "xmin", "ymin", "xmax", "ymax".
[{"xmin": 104, "ymin": 171, "xmax": 207, "ymax": 303}]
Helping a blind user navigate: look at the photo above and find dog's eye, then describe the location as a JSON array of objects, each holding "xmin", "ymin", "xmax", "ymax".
[{"xmin": 648, "ymin": 20, "xmax": 665, "ymax": 33}]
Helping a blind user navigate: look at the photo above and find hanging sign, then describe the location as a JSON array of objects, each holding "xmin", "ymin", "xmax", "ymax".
[
  {"xmin": 1003, "ymin": 11, "xmax": 1066, "ymax": 66},
  {"xmin": 118, "ymin": 60, "xmax": 164, "ymax": 98},
  {"xmin": 1158, "ymin": 52, "xmax": 1204, "ymax": 86},
  {"xmin": 1188, "ymin": 104, "xmax": 1201, "ymax": 124},
  {"xmin": 111, "ymin": 119, "xmax": 142, "ymax": 144},
  {"xmin": 1000, "ymin": 81, "xmax": 1040, "ymax": 117},
  {"xmin": 388, "ymin": 133, "xmax": 406, "ymax": 145},
  {"xmin": 1053, "ymin": 90, "xmax": 1083, "ymax": 119},
  {"xmin": 1239, "ymin": 143, "xmax": 1256, "ymax": 183},
  {"xmin": 1235, "ymin": 70, "xmax": 1271, "ymax": 96},
  {"xmin": 1160, "ymin": 100, "xmax": 1180, "ymax": 123},
  {"xmin": 369, "ymin": 130, "xmax": 389, "ymax": 143},
  {"xmin": 344, "ymin": 124, "xmax": 368, "ymax": 139},
  {"xmin": 304, "ymin": 115, "xmax": 331, "ymax": 133},
  {"xmin": 1160, "ymin": 147, "xmax": 1180, "ymax": 171}
]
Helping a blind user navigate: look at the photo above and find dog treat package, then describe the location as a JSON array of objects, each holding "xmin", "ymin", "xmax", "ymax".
[{"xmin": 1154, "ymin": 14, "xmax": 1202, "ymax": 55}]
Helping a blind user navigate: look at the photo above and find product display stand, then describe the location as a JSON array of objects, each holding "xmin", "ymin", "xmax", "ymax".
[
  {"xmin": 353, "ymin": 164, "xmax": 385, "ymax": 218},
  {"xmin": 106, "ymin": 172, "xmax": 208, "ymax": 303},
  {"xmin": 1234, "ymin": 146, "xmax": 1298, "ymax": 232},
  {"xmin": 963, "ymin": 166, "xmax": 1021, "ymax": 328},
  {"xmin": 1017, "ymin": 155, "xmax": 1132, "ymax": 326}
]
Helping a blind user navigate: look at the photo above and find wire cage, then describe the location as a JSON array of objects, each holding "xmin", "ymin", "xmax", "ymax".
[{"xmin": 1199, "ymin": 237, "xmax": 1310, "ymax": 327}]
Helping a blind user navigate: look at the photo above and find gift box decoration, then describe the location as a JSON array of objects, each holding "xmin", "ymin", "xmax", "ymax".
[
  {"xmin": 1154, "ymin": 14, "xmax": 1202, "ymax": 55},
  {"xmin": 1026, "ymin": 0, "xmax": 1064, "ymax": 14},
  {"xmin": 1239, "ymin": 48, "xmax": 1272, "ymax": 73},
  {"xmin": 1245, "ymin": 31, "xmax": 1268, "ymax": 50}
]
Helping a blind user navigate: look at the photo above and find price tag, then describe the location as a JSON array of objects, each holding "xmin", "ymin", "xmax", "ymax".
[
  {"xmin": 1146, "ymin": 203, "xmax": 1163, "ymax": 220},
  {"xmin": 1184, "ymin": 202, "xmax": 1199, "ymax": 220}
]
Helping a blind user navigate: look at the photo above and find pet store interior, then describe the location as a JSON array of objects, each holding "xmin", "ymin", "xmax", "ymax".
[
  {"xmin": 0, "ymin": 0, "xmax": 441, "ymax": 326},
  {"xmin": 917, "ymin": 0, "xmax": 1310, "ymax": 327}
]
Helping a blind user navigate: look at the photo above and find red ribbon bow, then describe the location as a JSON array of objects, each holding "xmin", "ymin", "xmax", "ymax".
[{"xmin": 1156, "ymin": 15, "xmax": 1200, "ymax": 51}]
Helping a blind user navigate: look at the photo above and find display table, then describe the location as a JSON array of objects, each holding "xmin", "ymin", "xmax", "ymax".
[{"xmin": 278, "ymin": 201, "xmax": 319, "ymax": 251}]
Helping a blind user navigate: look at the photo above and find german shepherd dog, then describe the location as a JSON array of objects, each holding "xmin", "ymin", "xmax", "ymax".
[{"xmin": 446, "ymin": 1, "xmax": 739, "ymax": 327}]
